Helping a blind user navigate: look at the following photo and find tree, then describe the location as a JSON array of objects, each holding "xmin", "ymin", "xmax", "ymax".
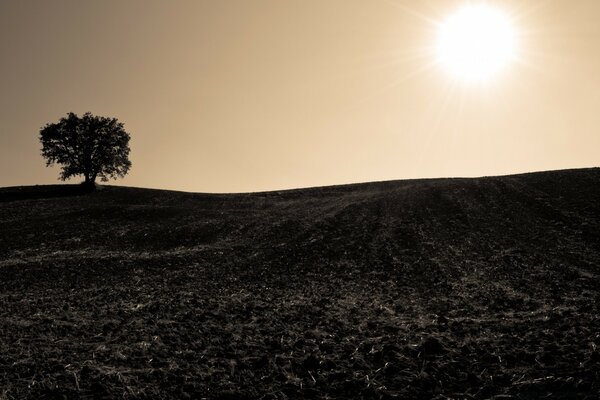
[{"xmin": 40, "ymin": 112, "xmax": 132, "ymax": 187}]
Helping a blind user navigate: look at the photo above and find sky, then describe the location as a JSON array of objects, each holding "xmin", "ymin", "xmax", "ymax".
[{"xmin": 1, "ymin": 0, "xmax": 599, "ymax": 193}]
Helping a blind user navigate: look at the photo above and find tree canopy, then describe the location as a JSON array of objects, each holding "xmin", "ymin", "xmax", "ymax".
[{"xmin": 40, "ymin": 112, "xmax": 132, "ymax": 186}]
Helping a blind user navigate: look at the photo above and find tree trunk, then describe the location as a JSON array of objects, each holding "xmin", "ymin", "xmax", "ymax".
[{"xmin": 82, "ymin": 172, "xmax": 95, "ymax": 191}]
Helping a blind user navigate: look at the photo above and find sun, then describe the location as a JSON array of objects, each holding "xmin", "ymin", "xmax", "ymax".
[{"xmin": 436, "ymin": 4, "xmax": 516, "ymax": 83}]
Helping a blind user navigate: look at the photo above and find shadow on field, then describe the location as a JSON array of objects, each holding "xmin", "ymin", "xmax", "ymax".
[{"xmin": 0, "ymin": 184, "xmax": 95, "ymax": 203}]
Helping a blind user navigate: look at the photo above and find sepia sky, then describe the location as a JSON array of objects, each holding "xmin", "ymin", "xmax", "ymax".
[{"xmin": 1, "ymin": 0, "xmax": 599, "ymax": 192}]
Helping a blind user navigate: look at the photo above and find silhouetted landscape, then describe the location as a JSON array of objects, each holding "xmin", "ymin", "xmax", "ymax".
[{"xmin": 1, "ymin": 168, "xmax": 599, "ymax": 399}]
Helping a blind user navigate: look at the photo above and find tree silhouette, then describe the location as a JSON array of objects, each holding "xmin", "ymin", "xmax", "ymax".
[{"xmin": 40, "ymin": 112, "xmax": 132, "ymax": 187}]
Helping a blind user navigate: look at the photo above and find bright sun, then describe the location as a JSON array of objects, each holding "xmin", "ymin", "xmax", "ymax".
[{"xmin": 436, "ymin": 4, "xmax": 516, "ymax": 83}]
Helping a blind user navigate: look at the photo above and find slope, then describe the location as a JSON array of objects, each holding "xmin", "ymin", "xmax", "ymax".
[{"xmin": 1, "ymin": 168, "xmax": 599, "ymax": 399}]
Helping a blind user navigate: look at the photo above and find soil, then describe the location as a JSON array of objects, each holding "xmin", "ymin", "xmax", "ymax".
[{"xmin": 1, "ymin": 168, "xmax": 599, "ymax": 399}]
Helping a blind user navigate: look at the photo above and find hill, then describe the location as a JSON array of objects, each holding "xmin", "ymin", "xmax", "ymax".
[{"xmin": 1, "ymin": 168, "xmax": 599, "ymax": 399}]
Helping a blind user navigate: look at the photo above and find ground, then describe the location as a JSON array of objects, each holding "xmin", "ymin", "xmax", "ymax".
[{"xmin": 1, "ymin": 168, "xmax": 599, "ymax": 399}]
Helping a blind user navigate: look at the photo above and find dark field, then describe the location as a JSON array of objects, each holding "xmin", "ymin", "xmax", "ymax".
[{"xmin": 1, "ymin": 168, "xmax": 600, "ymax": 399}]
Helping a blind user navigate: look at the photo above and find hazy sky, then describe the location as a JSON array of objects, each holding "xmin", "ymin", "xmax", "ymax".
[{"xmin": 1, "ymin": 0, "xmax": 599, "ymax": 192}]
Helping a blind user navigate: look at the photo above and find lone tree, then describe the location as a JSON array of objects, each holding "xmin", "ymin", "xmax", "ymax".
[{"xmin": 40, "ymin": 112, "xmax": 132, "ymax": 187}]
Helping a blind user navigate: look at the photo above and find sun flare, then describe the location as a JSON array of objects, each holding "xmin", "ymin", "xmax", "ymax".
[{"xmin": 436, "ymin": 4, "xmax": 516, "ymax": 83}]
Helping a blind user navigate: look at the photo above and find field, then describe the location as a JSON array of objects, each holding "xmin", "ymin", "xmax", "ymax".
[{"xmin": 1, "ymin": 168, "xmax": 600, "ymax": 399}]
